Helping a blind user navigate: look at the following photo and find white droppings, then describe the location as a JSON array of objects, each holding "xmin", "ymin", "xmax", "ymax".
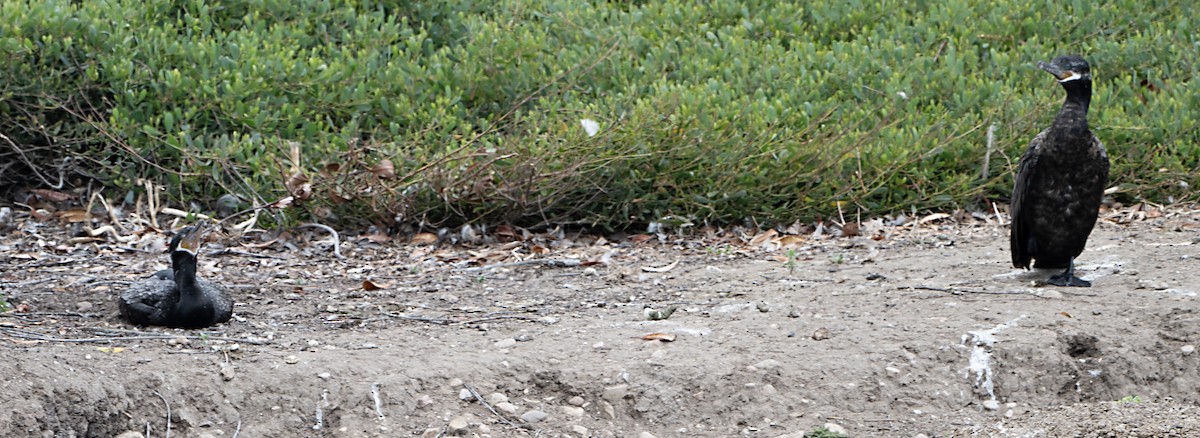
[{"xmin": 965, "ymin": 315, "xmax": 1027, "ymax": 406}]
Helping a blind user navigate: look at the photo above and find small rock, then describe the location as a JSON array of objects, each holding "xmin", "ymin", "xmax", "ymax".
[
  {"xmin": 283, "ymin": 355, "xmax": 299, "ymax": 364},
  {"xmin": 823, "ymin": 422, "xmax": 847, "ymax": 435},
  {"xmin": 593, "ymin": 342, "xmax": 609, "ymax": 350},
  {"xmin": 812, "ymin": 327, "xmax": 831, "ymax": 341},
  {"xmin": 76, "ymin": 301, "xmax": 94, "ymax": 313},
  {"xmin": 494, "ymin": 338, "xmax": 518, "ymax": 349},
  {"xmin": 760, "ymin": 383, "xmax": 778, "ymax": 396},
  {"xmin": 562, "ymin": 405, "xmax": 585, "ymax": 418},
  {"xmin": 448, "ymin": 378, "xmax": 463, "ymax": 387},
  {"xmin": 914, "ymin": 434, "xmax": 930, "ymax": 438},
  {"xmin": 572, "ymin": 425, "xmax": 590, "ymax": 436},
  {"xmin": 447, "ymin": 416, "xmax": 470, "ymax": 434},
  {"xmin": 197, "ymin": 434, "xmax": 217, "ymax": 438},
  {"xmin": 219, "ymin": 362, "xmax": 235, "ymax": 381},
  {"xmin": 487, "ymin": 392, "xmax": 509, "ymax": 405},
  {"xmin": 601, "ymin": 400, "xmax": 615, "ymax": 419},
  {"xmin": 982, "ymin": 399, "xmax": 1000, "ymax": 410},
  {"xmin": 603, "ymin": 384, "xmax": 628, "ymax": 402},
  {"xmin": 420, "ymin": 428, "xmax": 441, "ymax": 438},
  {"xmin": 756, "ymin": 301, "xmax": 769, "ymax": 312},
  {"xmin": 317, "ymin": 372, "xmax": 332, "ymax": 380},
  {"xmin": 520, "ymin": 409, "xmax": 548, "ymax": 423},
  {"xmin": 638, "ymin": 432, "xmax": 657, "ymax": 438},
  {"xmin": 458, "ymin": 388, "xmax": 473, "ymax": 400},
  {"xmin": 114, "ymin": 432, "xmax": 145, "ymax": 438},
  {"xmin": 568, "ymin": 395, "xmax": 585, "ymax": 406},
  {"xmin": 1183, "ymin": 345, "xmax": 1196, "ymax": 355},
  {"xmin": 754, "ymin": 359, "xmax": 782, "ymax": 370},
  {"xmin": 515, "ymin": 333, "xmax": 533, "ymax": 342},
  {"xmin": 306, "ymin": 339, "xmax": 320, "ymax": 347},
  {"xmin": 495, "ymin": 402, "xmax": 519, "ymax": 415},
  {"xmin": 416, "ymin": 394, "xmax": 434, "ymax": 409},
  {"xmin": 885, "ymin": 366, "xmax": 901, "ymax": 374}
]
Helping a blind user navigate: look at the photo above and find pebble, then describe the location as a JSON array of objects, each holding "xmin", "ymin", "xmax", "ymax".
[
  {"xmin": 494, "ymin": 338, "xmax": 518, "ymax": 349},
  {"xmin": 823, "ymin": 422, "xmax": 847, "ymax": 435},
  {"xmin": 219, "ymin": 363, "xmax": 235, "ymax": 381},
  {"xmin": 982, "ymin": 399, "xmax": 1000, "ymax": 410},
  {"xmin": 600, "ymin": 400, "xmax": 616, "ymax": 419},
  {"xmin": 759, "ymin": 383, "xmax": 778, "ymax": 396},
  {"xmin": 420, "ymin": 428, "xmax": 440, "ymax": 438},
  {"xmin": 317, "ymin": 372, "xmax": 332, "ymax": 380},
  {"xmin": 812, "ymin": 327, "xmax": 831, "ymax": 341},
  {"xmin": 447, "ymin": 416, "xmax": 470, "ymax": 434},
  {"xmin": 496, "ymin": 402, "xmax": 519, "ymax": 415},
  {"xmin": 76, "ymin": 301, "xmax": 94, "ymax": 313},
  {"xmin": 487, "ymin": 392, "xmax": 508, "ymax": 405},
  {"xmin": 562, "ymin": 405, "xmax": 585, "ymax": 418},
  {"xmin": 572, "ymin": 425, "xmax": 590, "ymax": 436},
  {"xmin": 448, "ymin": 378, "xmax": 463, "ymax": 387},
  {"xmin": 283, "ymin": 355, "xmax": 299, "ymax": 364},
  {"xmin": 593, "ymin": 342, "xmax": 609, "ymax": 350},
  {"xmin": 754, "ymin": 359, "xmax": 782, "ymax": 371},
  {"xmin": 416, "ymin": 394, "xmax": 434, "ymax": 409},
  {"xmin": 458, "ymin": 388, "xmax": 473, "ymax": 400},
  {"xmin": 114, "ymin": 432, "xmax": 145, "ymax": 438},
  {"xmin": 638, "ymin": 432, "xmax": 657, "ymax": 438},
  {"xmin": 886, "ymin": 366, "xmax": 901, "ymax": 374},
  {"xmin": 603, "ymin": 384, "xmax": 628, "ymax": 402},
  {"xmin": 520, "ymin": 409, "xmax": 549, "ymax": 423},
  {"xmin": 568, "ymin": 395, "xmax": 585, "ymax": 406},
  {"xmin": 1183, "ymin": 345, "xmax": 1196, "ymax": 355}
]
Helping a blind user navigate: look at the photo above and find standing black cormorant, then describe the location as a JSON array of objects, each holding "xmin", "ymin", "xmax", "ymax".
[
  {"xmin": 1010, "ymin": 55, "xmax": 1109, "ymax": 287},
  {"xmin": 119, "ymin": 224, "xmax": 234, "ymax": 328}
]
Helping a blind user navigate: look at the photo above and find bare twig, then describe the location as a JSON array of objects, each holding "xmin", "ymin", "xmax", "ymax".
[
  {"xmin": 463, "ymin": 383, "xmax": 519, "ymax": 428},
  {"xmin": 232, "ymin": 415, "xmax": 242, "ymax": 438},
  {"xmin": 313, "ymin": 389, "xmax": 330, "ymax": 430},
  {"xmin": 295, "ymin": 223, "xmax": 345, "ymax": 260},
  {"xmin": 456, "ymin": 258, "xmax": 582, "ymax": 273},
  {"xmin": 153, "ymin": 391, "xmax": 172, "ymax": 438}
]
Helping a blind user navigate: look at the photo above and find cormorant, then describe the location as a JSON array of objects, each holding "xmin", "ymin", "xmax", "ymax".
[
  {"xmin": 1010, "ymin": 55, "xmax": 1109, "ymax": 287},
  {"xmin": 119, "ymin": 224, "xmax": 234, "ymax": 328}
]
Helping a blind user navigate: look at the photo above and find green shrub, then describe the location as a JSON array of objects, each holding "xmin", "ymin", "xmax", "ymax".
[{"xmin": 1, "ymin": 0, "xmax": 1196, "ymax": 229}]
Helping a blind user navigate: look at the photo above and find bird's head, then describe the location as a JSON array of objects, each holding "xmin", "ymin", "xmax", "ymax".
[{"xmin": 1038, "ymin": 55, "xmax": 1091, "ymax": 83}]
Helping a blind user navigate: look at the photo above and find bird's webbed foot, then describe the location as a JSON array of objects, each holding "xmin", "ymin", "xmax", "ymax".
[{"xmin": 1047, "ymin": 258, "xmax": 1091, "ymax": 287}]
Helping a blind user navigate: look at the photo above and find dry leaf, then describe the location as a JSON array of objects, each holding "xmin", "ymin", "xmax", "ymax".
[
  {"xmin": 840, "ymin": 222, "xmax": 860, "ymax": 237},
  {"xmin": 629, "ymin": 234, "xmax": 653, "ymax": 244},
  {"xmin": 774, "ymin": 235, "xmax": 805, "ymax": 247},
  {"xmin": 749, "ymin": 229, "xmax": 778, "ymax": 247},
  {"xmin": 285, "ymin": 172, "xmax": 311, "ymax": 200},
  {"xmin": 1058, "ymin": 311, "xmax": 1073, "ymax": 318},
  {"xmin": 267, "ymin": 196, "xmax": 294, "ymax": 210},
  {"xmin": 640, "ymin": 332, "xmax": 676, "ymax": 342},
  {"xmin": 55, "ymin": 209, "xmax": 90, "ymax": 223},
  {"xmin": 31, "ymin": 189, "xmax": 73, "ymax": 202},
  {"xmin": 371, "ymin": 159, "xmax": 396, "ymax": 179},
  {"xmin": 918, "ymin": 213, "xmax": 951, "ymax": 224},
  {"xmin": 530, "ymin": 244, "xmax": 551, "ymax": 255},
  {"xmin": 641, "ymin": 260, "xmax": 679, "ymax": 273},
  {"xmin": 362, "ymin": 280, "xmax": 387, "ymax": 291},
  {"xmin": 411, "ymin": 232, "xmax": 438, "ymax": 245}
]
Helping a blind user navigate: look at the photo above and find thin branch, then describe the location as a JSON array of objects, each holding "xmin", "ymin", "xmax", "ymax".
[
  {"xmin": 153, "ymin": 391, "xmax": 172, "ymax": 438},
  {"xmin": 295, "ymin": 222, "xmax": 345, "ymax": 260},
  {"xmin": 456, "ymin": 258, "xmax": 582, "ymax": 273}
]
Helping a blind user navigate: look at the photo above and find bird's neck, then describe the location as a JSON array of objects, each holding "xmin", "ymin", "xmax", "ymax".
[
  {"xmin": 1051, "ymin": 83, "xmax": 1092, "ymax": 139},
  {"xmin": 172, "ymin": 253, "xmax": 201, "ymax": 299}
]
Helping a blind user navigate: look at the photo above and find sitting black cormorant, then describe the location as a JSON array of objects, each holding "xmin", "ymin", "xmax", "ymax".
[
  {"xmin": 119, "ymin": 224, "xmax": 233, "ymax": 328},
  {"xmin": 1010, "ymin": 55, "xmax": 1109, "ymax": 287}
]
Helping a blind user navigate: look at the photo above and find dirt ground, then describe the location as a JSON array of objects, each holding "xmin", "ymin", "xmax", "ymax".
[{"xmin": 2, "ymin": 206, "xmax": 1200, "ymax": 438}]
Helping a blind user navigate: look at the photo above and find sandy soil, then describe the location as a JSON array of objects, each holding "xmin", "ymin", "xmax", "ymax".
[{"xmin": 2, "ymin": 207, "xmax": 1199, "ymax": 438}]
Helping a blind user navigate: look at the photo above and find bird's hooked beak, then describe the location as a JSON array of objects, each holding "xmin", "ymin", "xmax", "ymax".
[
  {"xmin": 1038, "ymin": 61, "xmax": 1082, "ymax": 83},
  {"xmin": 176, "ymin": 224, "xmax": 206, "ymax": 256}
]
